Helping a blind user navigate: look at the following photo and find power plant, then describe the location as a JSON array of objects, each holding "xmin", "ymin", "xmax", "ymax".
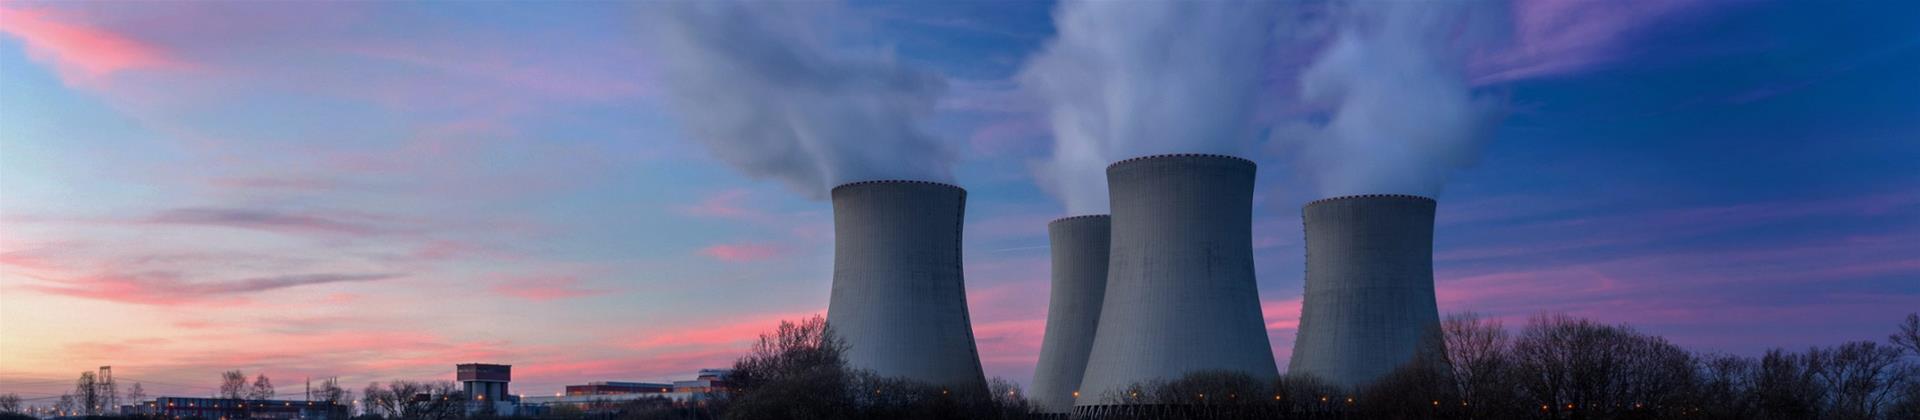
[
  {"xmin": 1075, "ymin": 154, "xmax": 1279, "ymax": 409},
  {"xmin": 1288, "ymin": 194, "xmax": 1443, "ymax": 389},
  {"xmin": 825, "ymin": 180, "xmax": 989, "ymax": 395},
  {"xmin": 1029, "ymin": 215, "xmax": 1112, "ymax": 413}
]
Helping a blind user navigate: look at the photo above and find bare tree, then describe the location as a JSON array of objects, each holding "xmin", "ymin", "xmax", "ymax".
[
  {"xmin": 361, "ymin": 382, "xmax": 391, "ymax": 417},
  {"xmin": 73, "ymin": 371, "xmax": 101, "ymax": 415},
  {"xmin": 0, "ymin": 393, "xmax": 20, "ymax": 413},
  {"xmin": 1510, "ymin": 313, "xmax": 1696, "ymax": 419},
  {"xmin": 1892, "ymin": 313, "xmax": 1920, "ymax": 357},
  {"xmin": 361, "ymin": 380, "xmax": 464, "ymax": 419},
  {"xmin": 126, "ymin": 382, "xmax": 146, "ymax": 404},
  {"xmin": 1442, "ymin": 312, "xmax": 1517, "ymax": 419},
  {"xmin": 724, "ymin": 315, "xmax": 853, "ymax": 419},
  {"xmin": 220, "ymin": 370, "xmax": 250, "ymax": 400},
  {"xmin": 1752, "ymin": 349, "xmax": 1825, "ymax": 419},
  {"xmin": 55, "ymin": 394, "xmax": 76, "ymax": 416},
  {"xmin": 315, "ymin": 378, "xmax": 351, "ymax": 420},
  {"xmin": 1810, "ymin": 341, "xmax": 1910, "ymax": 419},
  {"xmin": 250, "ymin": 374, "xmax": 277, "ymax": 401},
  {"xmin": 1694, "ymin": 353, "xmax": 1758, "ymax": 419}
]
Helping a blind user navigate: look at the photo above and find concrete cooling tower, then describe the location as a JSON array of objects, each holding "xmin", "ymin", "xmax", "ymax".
[
  {"xmin": 1076, "ymin": 154, "xmax": 1279, "ymax": 409},
  {"xmin": 1288, "ymin": 194, "xmax": 1442, "ymax": 389},
  {"xmin": 826, "ymin": 180, "xmax": 988, "ymax": 395},
  {"xmin": 1030, "ymin": 215, "xmax": 1112, "ymax": 413}
]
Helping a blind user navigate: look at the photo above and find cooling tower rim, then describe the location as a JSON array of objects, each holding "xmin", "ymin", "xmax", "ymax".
[
  {"xmin": 831, "ymin": 179, "xmax": 966, "ymax": 194},
  {"xmin": 1303, "ymin": 193, "xmax": 1436, "ymax": 208},
  {"xmin": 1107, "ymin": 153, "xmax": 1255, "ymax": 170},
  {"xmin": 1049, "ymin": 214, "xmax": 1111, "ymax": 225}
]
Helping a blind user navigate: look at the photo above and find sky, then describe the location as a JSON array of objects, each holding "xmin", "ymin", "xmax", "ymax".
[{"xmin": 2, "ymin": 0, "xmax": 1918, "ymax": 404}]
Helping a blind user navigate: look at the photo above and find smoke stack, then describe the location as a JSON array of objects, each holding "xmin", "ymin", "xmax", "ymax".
[
  {"xmin": 1030, "ymin": 215, "xmax": 1112, "ymax": 413},
  {"xmin": 1076, "ymin": 154, "xmax": 1279, "ymax": 409},
  {"xmin": 826, "ymin": 180, "xmax": 987, "ymax": 394},
  {"xmin": 1288, "ymin": 194, "xmax": 1442, "ymax": 389}
]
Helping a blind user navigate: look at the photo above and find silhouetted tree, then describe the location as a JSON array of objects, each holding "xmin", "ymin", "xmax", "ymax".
[
  {"xmin": 125, "ymin": 382, "xmax": 146, "ymax": 404},
  {"xmin": 0, "ymin": 394, "xmax": 20, "ymax": 414},
  {"xmin": 250, "ymin": 374, "xmax": 277, "ymax": 401},
  {"xmin": 73, "ymin": 371, "xmax": 101, "ymax": 415},
  {"xmin": 1810, "ymin": 341, "xmax": 1909, "ymax": 419},
  {"xmin": 315, "ymin": 378, "xmax": 352, "ymax": 420},
  {"xmin": 723, "ymin": 316, "xmax": 850, "ymax": 420}
]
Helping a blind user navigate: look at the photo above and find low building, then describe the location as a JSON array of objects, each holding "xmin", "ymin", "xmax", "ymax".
[
  {"xmin": 132, "ymin": 397, "xmax": 342, "ymax": 419},
  {"xmin": 565, "ymin": 381, "xmax": 673, "ymax": 396}
]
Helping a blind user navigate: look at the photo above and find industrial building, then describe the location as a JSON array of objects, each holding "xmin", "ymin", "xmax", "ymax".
[
  {"xmin": 130, "ymin": 397, "xmax": 338, "ymax": 419},
  {"xmin": 1029, "ymin": 214, "xmax": 1111, "ymax": 413},
  {"xmin": 1075, "ymin": 154, "xmax": 1279, "ymax": 410},
  {"xmin": 1288, "ymin": 194, "xmax": 1444, "ymax": 389},
  {"xmin": 565, "ymin": 381, "xmax": 672, "ymax": 396},
  {"xmin": 457, "ymin": 363, "xmax": 511, "ymax": 403},
  {"xmin": 825, "ymin": 180, "xmax": 989, "ymax": 395},
  {"xmin": 522, "ymin": 369, "xmax": 734, "ymax": 414}
]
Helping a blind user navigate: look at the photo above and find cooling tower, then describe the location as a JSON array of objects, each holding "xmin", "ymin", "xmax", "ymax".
[
  {"xmin": 1288, "ymin": 194, "xmax": 1442, "ymax": 389},
  {"xmin": 1076, "ymin": 154, "xmax": 1279, "ymax": 408},
  {"xmin": 826, "ymin": 180, "xmax": 988, "ymax": 395},
  {"xmin": 1030, "ymin": 215, "xmax": 1112, "ymax": 413}
]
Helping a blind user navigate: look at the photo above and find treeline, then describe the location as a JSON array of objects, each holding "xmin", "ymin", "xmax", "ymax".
[
  {"xmin": 1075, "ymin": 313, "xmax": 1920, "ymax": 420},
  {"xmin": 676, "ymin": 313, "xmax": 1920, "ymax": 420},
  {"xmin": 7, "ymin": 313, "xmax": 1913, "ymax": 420}
]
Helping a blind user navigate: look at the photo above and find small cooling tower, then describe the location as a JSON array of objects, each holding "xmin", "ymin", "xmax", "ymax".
[
  {"xmin": 1030, "ymin": 215, "xmax": 1112, "ymax": 413},
  {"xmin": 1288, "ymin": 194, "xmax": 1442, "ymax": 389},
  {"xmin": 826, "ymin": 180, "xmax": 988, "ymax": 395}
]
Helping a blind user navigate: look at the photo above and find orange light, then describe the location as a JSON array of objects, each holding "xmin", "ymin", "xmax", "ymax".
[{"xmin": 1072, "ymin": 391, "xmax": 1080, "ymax": 398}]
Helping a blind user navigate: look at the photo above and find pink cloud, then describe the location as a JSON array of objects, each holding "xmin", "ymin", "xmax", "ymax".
[
  {"xmin": 1262, "ymin": 297, "xmax": 1304, "ymax": 331},
  {"xmin": 24, "ymin": 271, "xmax": 400, "ymax": 306},
  {"xmin": 621, "ymin": 310, "xmax": 823, "ymax": 351},
  {"xmin": 677, "ymin": 189, "xmax": 769, "ymax": 221},
  {"xmin": 144, "ymin": 207, "xmax": 386, "ymax": 236},
  {"xmin": 699, "ymin": 242, "xmax": 786, "ymax": 262},
  {"xmin": 489, "ymin": 276, "xmax": 610, "ymax": 302},
  {"xmin": 1471, "ymin": 0, "xmax": 1715, "ymax": 85},
  {"xmin": 0, "ymin": 5, "xmax": 185, "ymax": 85}
]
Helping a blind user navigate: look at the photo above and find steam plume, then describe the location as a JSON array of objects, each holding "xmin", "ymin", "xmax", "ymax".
[
  {"xmin": 644, "ymin": 2, "xmax": 953, "ymax": 198},
  {"xmin": 1023, "ymin": 1, "xmax": 1510, "ymax": 208},
  {"xmin": 1282, "ymin": 1, "xmax": 1508, "ymax": 198},
  {"xmin": 1021, "ymin": 1, "xmax": 1276, "ymax": 214}
]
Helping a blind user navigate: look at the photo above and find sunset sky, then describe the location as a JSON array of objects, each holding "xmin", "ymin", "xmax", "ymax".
[{"xmin": 2, "ymin": 0, "xmax": 1917, "ymax": 404}]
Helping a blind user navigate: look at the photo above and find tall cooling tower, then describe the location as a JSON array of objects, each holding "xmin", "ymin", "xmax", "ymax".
[
  {"xmin": 826, "ymin": 180, "xmax": 988, "ymax": 395},
  {"xmin": 1030, "ymin": 215, "xmax": 1112, "ymax": 413},
  {"xmin": 1288, "ymin": 194, "xmax": 1441, "ymax": 389},
  {"xmin": 1076, "ymin": 154, "xmax": 1279, "ymax": 408}
]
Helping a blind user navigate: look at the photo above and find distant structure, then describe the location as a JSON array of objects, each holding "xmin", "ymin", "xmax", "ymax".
[
  {"xmin": 566, "ymin": 381, "xmax": 672, "ymax": 396},
  {"xmin": 1076, "ymin": 154, "xmax": 1278, "ymax": 410},
  {"xmin": 1288, "ymin": 194, "xmax": 1443, "ymax": 389},
  {"xmin": 457, "ymin": 363, "xmax": 511, "ymax": 403},
  {"xmin": 1030, "ymin": 214, "xmax": 1112, "ymax": 413},
  {"xmin": 133, "ymin": 397, "xmax": 334, "ymax": 419},
  {"xmin": 826, "ymin": 180, "xmax": 988, "ymax": 394}
]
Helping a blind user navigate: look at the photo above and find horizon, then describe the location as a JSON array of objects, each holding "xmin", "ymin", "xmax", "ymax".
[{"xmin": 2, "ymin": 0, "xmax": 1917, "ymax": 405}]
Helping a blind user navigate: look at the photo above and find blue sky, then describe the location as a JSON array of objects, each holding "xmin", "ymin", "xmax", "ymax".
[{"xmin": 1, "ymin": 0, "xmax": 1915, "ymax": 400}]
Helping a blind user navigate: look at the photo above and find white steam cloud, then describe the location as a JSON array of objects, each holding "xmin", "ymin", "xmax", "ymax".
[
  {"xmin": 1283, "ymin": 2, "xmax": 1507, "ymax": 198},
  {"xmin": 1023, "ymin": 1, "xmax": 1509, "ymax": 210},
  {"xmin": 644, "ymin": 2, "xmax": 954, "ymax": 199},
  {"xmin": 1020, "ymin": 1, "xmax": 1277, "ymax": 215}
]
